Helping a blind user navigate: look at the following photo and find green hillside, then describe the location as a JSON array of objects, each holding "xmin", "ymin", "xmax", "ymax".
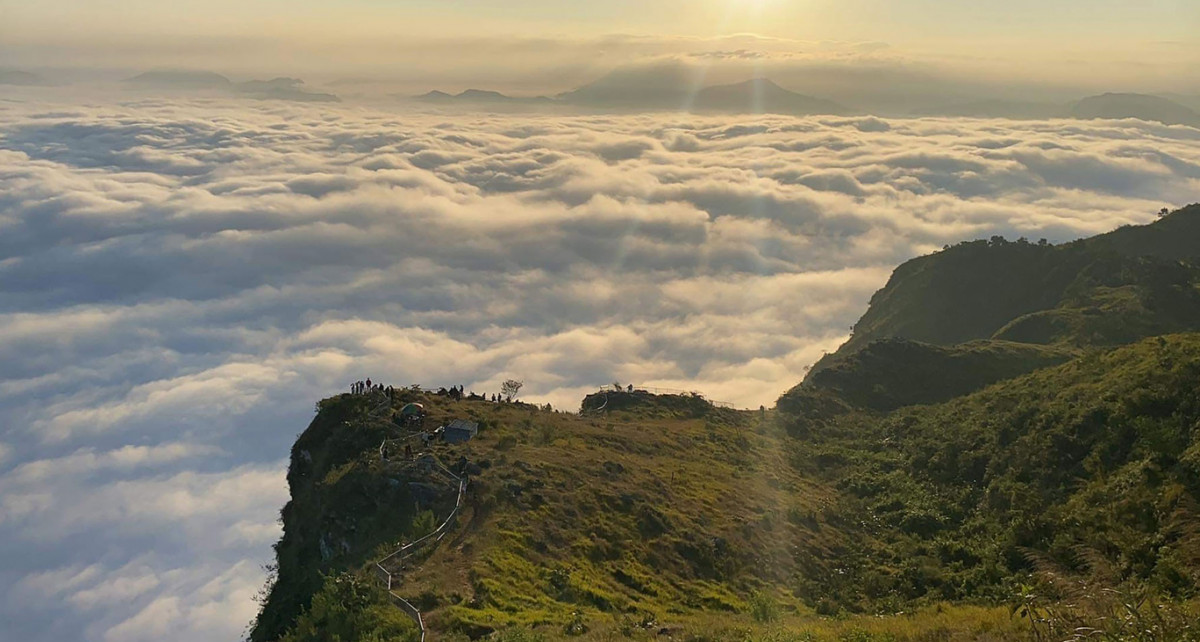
[
  {"xmin": 252, "ymin": 205, "xmax": 1200, "ymax": 642},
  {"xmin": 1085, "ymin": 203, "xmax": 1200, "ymax": 262},
  {"xmin": 785, "ymin": 335, "xmax": 1200, "ymax": 608},
  {"xmin": 806, "ymin": 206, "xmax": 1200, "ymax": 398},
  {"xmin": 780, "ymin": 339, "xmax": 1076, "ymax": 417}
]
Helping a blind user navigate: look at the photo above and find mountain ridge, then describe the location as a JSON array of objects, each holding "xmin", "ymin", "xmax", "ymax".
[
  {"xmin": 252, "ymin": 204, "xmax": 1200, "ymax": 642},
  {"xmin": 415, "ymin": 76, "xmax": 852, "ymax": 115}
]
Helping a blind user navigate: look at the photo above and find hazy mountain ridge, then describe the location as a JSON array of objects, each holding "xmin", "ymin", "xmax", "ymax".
[
  {"xmin": 0, "ymin": 69, "xmax": 51, "ymax": 86},
  {"xmin": 913, "ymin": 93, "xmax": 1200, "ymax": 126},
  {"xmin": 416, "ymin": 89, "xmax": 554, "ymax": 105},
  {"xmin": 125, "ymin": 70, "xmax": 339, "ymax": 102},
  {"xmin": 1071, "ymin": 92, "xmax": 1200, "ymax": 126},
  {"xmin": 415, "ymin": 77, "xmax": 851, "ymax": 116},
  {"xmin": 420, "ymin": 81, "xmax": 1200, "ymax": 127},
  {"xmin": 11, "ymin": 64, "xmax": 1198, "ymax": 127}
]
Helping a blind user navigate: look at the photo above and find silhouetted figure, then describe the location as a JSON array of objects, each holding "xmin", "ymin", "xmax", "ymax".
[{"xmin": 366, "ymin": 378, "xmax": 372, "ymax": 388}]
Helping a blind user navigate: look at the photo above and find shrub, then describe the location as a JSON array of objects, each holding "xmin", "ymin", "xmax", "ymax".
[{"xmin": 747, "ymin": 590, "xmax": 781, "ymax": 623}]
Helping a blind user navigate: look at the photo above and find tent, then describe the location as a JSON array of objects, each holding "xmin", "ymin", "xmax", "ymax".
[{"xmin": 399, "ymin": 403, "xmax": 425, "ymax": 417}]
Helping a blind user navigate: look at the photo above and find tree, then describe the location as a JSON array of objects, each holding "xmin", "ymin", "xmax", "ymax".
[
  {"xmin": 1159, "ymin": 207, "xmax": 1171, "ymax": 218},
  {"xmin": 501, "ymin": 379, "xmax": 523, "ymax": 402}
]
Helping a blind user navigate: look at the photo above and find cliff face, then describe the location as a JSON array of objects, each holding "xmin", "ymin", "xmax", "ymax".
[{"xmin": 251, "ymin": 393, "xmax": 430, "ymax": 642}]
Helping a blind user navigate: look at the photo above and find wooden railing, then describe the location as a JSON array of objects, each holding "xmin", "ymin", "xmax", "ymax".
[{"xmin": 373, "ymin": 456, "xmax": 469, "ymax": 642}]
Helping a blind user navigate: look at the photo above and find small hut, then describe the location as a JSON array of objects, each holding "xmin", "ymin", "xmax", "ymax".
[{"xmin": 442, "ymin": 419, "xmax": 479, "ymax": 443}]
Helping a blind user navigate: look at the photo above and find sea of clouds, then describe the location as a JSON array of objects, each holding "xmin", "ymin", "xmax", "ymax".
[{"xmin": 1, "ymin": 92, "xmax": 1198, "ymax": 641}]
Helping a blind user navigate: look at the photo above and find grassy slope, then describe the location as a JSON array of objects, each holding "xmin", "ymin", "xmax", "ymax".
[
  {"xmin": 355, "ymin": 395, "xmax": 832, "ymax": 634},
  {"xmin": 256, "ymin": 391, "xmax": 1032, "ymax": 642},
  {"xmin": 779, "ymin": 339, "xmax": 1076, "ymax": 417}
]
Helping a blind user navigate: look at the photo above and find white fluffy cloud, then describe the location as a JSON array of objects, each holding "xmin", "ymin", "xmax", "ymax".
[{"xmin": 1, "ymin": 90, "xmax": 1198, "ymax": 641}]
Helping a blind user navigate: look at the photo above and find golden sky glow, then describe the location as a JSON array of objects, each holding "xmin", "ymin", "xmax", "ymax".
[{"xmin": 0, "ymin": 0, "xmax": 1197, "ymax": 94}]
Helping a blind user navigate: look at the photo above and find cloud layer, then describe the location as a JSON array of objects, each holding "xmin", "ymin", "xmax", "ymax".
[{"xmin": 1, "ymin": 91, "xmax": 1198, "ymax": 641}]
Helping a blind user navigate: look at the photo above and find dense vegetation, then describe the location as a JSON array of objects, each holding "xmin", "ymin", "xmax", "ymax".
[
  {"xmin": 787, "ymin": 335, "xmax": 1200, "ymax": 609},
  {"xmin": 253, "ymin": 205, "xmax": 1200, "ymax": 641}
]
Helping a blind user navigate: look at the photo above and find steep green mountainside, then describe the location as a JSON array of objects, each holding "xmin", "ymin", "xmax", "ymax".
[
  {"xmin": 810, "ymin": 205, "xmax": 1200, "ymax": 382},
  {"xmin": 779, "ymin": 339, "xmax": 1076, "ymax": 418},
  {"xmin": 784, "ymin": 334, "xmax": 1200, "ymax": 609},
  {"xmin": 1086, "ymin": 203, "xmax": 1200, "ymax": 262}
]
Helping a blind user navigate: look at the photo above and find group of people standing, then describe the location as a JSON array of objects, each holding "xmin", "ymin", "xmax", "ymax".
[
  {"xmin": 350, "ymin": 378, "xmax": 396, "ymax": 397},
  {"xmin": 436, "ymin": 385, "xmax": 510, "ymax": 404},
  {"xmin": 353, "ymin": 379, "xmax": 515, "ymax": 404}
]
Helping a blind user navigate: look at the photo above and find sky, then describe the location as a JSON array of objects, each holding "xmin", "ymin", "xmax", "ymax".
[
  {"xmin": 2, "ymin": 1, "xmax": 1198, "ymax": 96},
  {"xmin": 4, "ymin": 0, "xmax": 1197, "ymax": 41},
  {"xmin": 1, "ymin": 2, "xmax": 1200, "ymax": 642}
]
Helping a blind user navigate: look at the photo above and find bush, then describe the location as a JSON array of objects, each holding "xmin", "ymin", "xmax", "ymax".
[
  {"xmin": 278, "ymin": 572, "xmax": 418, "ymax": 642},
  {"xmin": 411, "ymin": 510, "xmax": 437, "ymax": 539},
  {"xmin": 747, "ymin": 590, "xmax": 781, "ymax": 623}
]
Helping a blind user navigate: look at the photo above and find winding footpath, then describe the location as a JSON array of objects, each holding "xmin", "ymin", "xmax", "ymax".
[{"xmin": 373, "ymin": 453, "xmax": 469, "ymax": 642}]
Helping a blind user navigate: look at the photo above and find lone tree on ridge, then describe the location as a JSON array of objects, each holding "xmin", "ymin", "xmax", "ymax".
[{"xmin": 501, "ymin": 379, "xmax": 523, "ymax": 402}]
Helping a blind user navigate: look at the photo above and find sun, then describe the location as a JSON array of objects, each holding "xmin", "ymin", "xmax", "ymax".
[
  {"xmin": 720, "ymin": 0, "xmax": 784, "ymax": 24},
  {"xmin": 733, "ymin": 0, "xmax": 778, "ymax": 10}
]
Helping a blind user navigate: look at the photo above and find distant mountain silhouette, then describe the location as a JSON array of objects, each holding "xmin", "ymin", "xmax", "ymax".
[
  {"xmin": 1070, "ymin": 93, "xmax": 1199, "ymax": 126},
  {"xmin": 125, "ymin": 71, "xmax": 339, "ymax": 102},
  {"xmin": 912, "ymin": 99, "xmax": 1068, "ymax": 120},
  {"xmin": 0, "ymin": 69, "xmax": 49, "ymax": 86},
  {"xmin": 235, "ymin": 78, "xmax": 340, "ymax": 103},
  {"xmin": 125, "ymin": 70, "xmax": 232, "ymax": 89},
  {"xmin": 416, "ymin": 90, "xmax": 455, "ymax": 102},
  {"xmin": 913, "ymin": 93, "xmax": 1200, "ymax": 126},
  {"xmin": 554, "ymin": 71, "xmax": 851, "ymax": 115},
  {"xmin": 691, "ymin": 78, "xmax": 851, "ymax": 115},
  {"xmin": 556, "ymin": 63, "xmax": 699, "ymax": 108},
  {"xmin": 416, "ymin": 78, "xmax": 848, "ymax": 115},
  {"xmin": 414, "ymin": 89, "xmax": 553, "ymax": 105},
  {"xmin": 1160, "ymin": 93, "xmax": 1200, "ymax": 113}
]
